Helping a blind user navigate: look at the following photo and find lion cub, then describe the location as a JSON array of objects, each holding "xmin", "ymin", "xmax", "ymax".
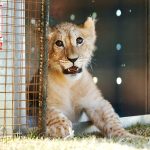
[{"xmin": 46, "ymin": 17, "xmax": 131, "ymax": 138}]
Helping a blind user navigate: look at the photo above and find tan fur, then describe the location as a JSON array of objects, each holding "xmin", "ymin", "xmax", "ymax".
[{"xmin": 46, "ymin": 17, "xmax": 132, "ymax": 138}]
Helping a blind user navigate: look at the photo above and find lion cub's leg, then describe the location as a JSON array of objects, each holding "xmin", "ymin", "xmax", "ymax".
[
  {"xmin": 84, "ymin": 99, "xmax": 131, "ymax": 138},
  {"xmin": 46, "ymin": 108, "xmax": 74, "ymax": 138}
]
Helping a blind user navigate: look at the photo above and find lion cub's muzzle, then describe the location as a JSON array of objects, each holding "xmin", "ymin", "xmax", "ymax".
[{"xmin": 62, "ymin": 57, "xmax": 82, "ymax": 74}]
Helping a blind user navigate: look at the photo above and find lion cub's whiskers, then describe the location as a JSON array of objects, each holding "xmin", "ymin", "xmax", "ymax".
[{"xmin": 59, "ymin": 60, "xmax": 69, "ymax": 63}]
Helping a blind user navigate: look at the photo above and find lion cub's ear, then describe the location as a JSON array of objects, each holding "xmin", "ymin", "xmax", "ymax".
[{"xmin": 83, "ymin": 17, "xmax": 96, "ymax": 32}]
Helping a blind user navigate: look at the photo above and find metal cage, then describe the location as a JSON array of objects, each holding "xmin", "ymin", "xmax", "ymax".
[{"xmin": 0, "ymin": 0, "xmax": 49, "ymax": 138}]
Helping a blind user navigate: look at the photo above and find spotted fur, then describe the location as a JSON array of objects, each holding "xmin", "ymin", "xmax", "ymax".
[{"xmin": 46, "ymin": 17, "xmax": 132, "ymax": 138}]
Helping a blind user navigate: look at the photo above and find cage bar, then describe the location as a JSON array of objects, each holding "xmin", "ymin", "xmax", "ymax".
[{"xmin": 38, "ymin": 0, "xmax": 49, "ymax": 134}]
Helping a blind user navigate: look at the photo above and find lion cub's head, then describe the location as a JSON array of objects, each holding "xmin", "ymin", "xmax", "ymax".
[{"xmin": 48, "ymin": 17, "xmax": 96, "ymax": 79}]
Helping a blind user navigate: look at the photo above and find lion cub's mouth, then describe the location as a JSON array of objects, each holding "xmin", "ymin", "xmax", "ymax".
[{"xmin": 63, "ymin": 66, "xmax": 82, "ymax": 74}]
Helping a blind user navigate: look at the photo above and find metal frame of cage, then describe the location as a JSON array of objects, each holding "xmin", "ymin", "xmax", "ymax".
[{"xmin": 0, "ymin": 0, "xmax": 49, "ymax": 138}]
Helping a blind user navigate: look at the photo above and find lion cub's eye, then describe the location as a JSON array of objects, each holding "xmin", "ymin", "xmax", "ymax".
[
  {"xmin": 76, "ymin": 37, "xmax": 83, "ymax": 45},
  {"xmin": 55, "ymin": 40, "xmax": 64, "ymax": 47}
]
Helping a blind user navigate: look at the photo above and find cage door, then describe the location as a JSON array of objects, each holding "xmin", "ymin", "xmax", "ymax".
[{"xmin": 0, "ymin": 1, "xmax": 26, "ymax": 136}]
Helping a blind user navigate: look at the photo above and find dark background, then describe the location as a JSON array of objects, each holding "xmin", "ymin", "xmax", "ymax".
[{"xmin": 49, "ymin": 0, "xmax": 149, "ymax": 117}]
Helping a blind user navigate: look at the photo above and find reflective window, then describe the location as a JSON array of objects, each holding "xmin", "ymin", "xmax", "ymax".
[{"xmin": 49, "ymin": 0, "xmax": 148, "ymax": 116}]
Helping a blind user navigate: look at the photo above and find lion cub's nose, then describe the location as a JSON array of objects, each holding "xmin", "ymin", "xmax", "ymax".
[{"xmin": 67, "ymin": 57, "xmax": 78, "ymax": 64}]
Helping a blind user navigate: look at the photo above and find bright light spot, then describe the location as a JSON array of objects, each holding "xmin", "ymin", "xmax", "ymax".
[
  {"xmin": 70, "ymin": 14, "xmax": 75, "ymax": 21},
  {"xmin": 92, "ymin": 12, "xmax": 97, "ymax": 19},
  {"xmin": 116, "ymin": 77, "xmax": 122, "ymax": 85},
  {"xmin": 121, "ymin": 64, "xmax": 126, "ymax": 67},
  {"xmin": 129, "ymin": 9, "xmax": 132, "ymax": 13},
  {"xmin": 31, "ymin": 18, "xmax": 35, "ymax": 25},
  {"xmin": 31, "ymin": 47, "xmax": 35, "ymax": 52},
  {"xmin": 116, "ymin": 9, "xmax": 122, "ymax": 17},
  {"xmin": 93, "ymin": 77, "xmax": 98, "ymax": 84},
  {"xmin": 116, "ymin": 43, "xmax": 122, "ymax": 51}
]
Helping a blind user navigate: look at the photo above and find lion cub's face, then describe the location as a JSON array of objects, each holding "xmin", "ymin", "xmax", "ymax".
[{"xmin": 48, "ymin": 17, "xmax": 96, "ymax": 78}]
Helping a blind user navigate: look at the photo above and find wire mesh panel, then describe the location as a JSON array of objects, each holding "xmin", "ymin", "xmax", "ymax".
[{"xmin": 0, "ymin": 0, "xmax": 48, "ymax": 138}]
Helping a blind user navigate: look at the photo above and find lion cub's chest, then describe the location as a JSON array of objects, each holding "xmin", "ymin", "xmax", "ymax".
[
  {"xmin": 63, "ymin": 93, "xmax": 82, "ymax": 123},
  {"xmin": 63, "ymin": 75, "xmax": 92, "ymax": 122}
]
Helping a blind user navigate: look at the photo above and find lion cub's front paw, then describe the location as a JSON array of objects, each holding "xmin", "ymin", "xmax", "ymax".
[{"xmin": 46, "ymin": 118, "xmax": 74, "ymax": 139}]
